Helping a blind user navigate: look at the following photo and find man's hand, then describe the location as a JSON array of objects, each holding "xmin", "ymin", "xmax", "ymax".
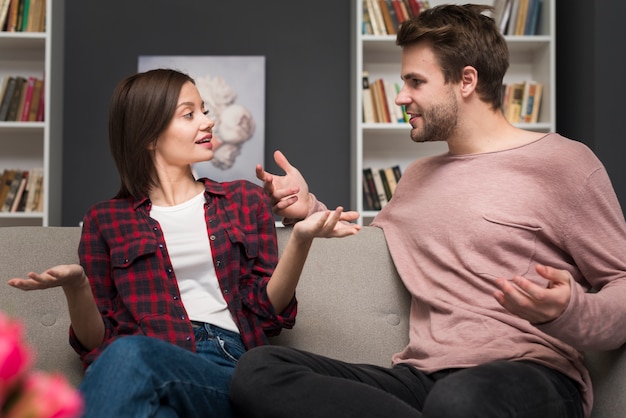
[
  {"xmin": 494, "ymin": 264, "xmax": 572, "ymax": 324},
  {"xmin": 293, "ymin": 207, "xmax": 361, "ymax": 241},
  {"xmin": 256, "ymin": 150, "xmax": 312, "ymax": 219}
]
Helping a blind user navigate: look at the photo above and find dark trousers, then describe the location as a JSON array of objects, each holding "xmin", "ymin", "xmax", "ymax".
[{"xmin": 230, "ymin": 345, "xmax": 583, "ymax": 418}]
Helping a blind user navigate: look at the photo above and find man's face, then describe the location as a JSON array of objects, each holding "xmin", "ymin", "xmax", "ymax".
[{"xmin": 396, "ymin": 43, "xmax": 459, "ymax": 143}]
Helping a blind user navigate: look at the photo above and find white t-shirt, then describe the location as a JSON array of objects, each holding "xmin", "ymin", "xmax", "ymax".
[{"xmin": 150, "ymin": 191, "xmax": 239, "ymax": 333}]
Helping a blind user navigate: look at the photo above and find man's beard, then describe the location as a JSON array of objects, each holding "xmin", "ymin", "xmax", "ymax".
[{"xmin": 410, "ymin": 93, "xmax": 458, "ymax": 143}]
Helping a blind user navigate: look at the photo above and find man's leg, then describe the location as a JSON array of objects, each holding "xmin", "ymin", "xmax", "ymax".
[
  {"xmin": 230, "ymin": 345, "xmax": 432, "ymax": 418},
  {"xmin": 422, "ymin": 360, "xmax": 584, "ymax": 418}
]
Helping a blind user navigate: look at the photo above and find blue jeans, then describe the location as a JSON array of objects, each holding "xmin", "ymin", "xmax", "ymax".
[
  {"xmin": 79, "ymin": 323, "xmax": 245, "ymax": 418},
  {"xmin": 231, "ymin": 346, "xmax": 584, "ymax": 418}
]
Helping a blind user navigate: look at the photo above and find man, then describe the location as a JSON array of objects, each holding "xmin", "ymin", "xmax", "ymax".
[{"xmin": 230, "ymin": 4, "xmax": 626, "ymax": 417}]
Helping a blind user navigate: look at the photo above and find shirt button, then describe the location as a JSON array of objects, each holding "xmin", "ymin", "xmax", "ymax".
[
  {"xmin": 181, "ymin": 315, "xmax": 185, "ymax": 320},
  {"xmin": 167, "ymin": 268, "xmax": 173, "ymax": 273},
  {"xmin": 159, "ymin": 244, "xmax": 164, "ymax": 248},
  {"xmin": 216, "ymin": 260, "xmax": 221, "ymax": 266},
  {"xmin": 186, "ymin": 336, "xmax": 192, "ymax": 341},
  {"xmin": 173, "ymin": 295, "xmax": 178, "ymax": 300},
  {"xmin": 209, "ymin": 235, "xmax": 216, "ymax": 241},
  {"xmin": 223, "ymin": 289, "xmax": 229, "ymax": 294}
]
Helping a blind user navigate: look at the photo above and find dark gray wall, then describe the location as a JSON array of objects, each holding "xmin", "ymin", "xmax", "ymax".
[
  {"xmin": 556, "ymin": 0, "xmax": 626, "ymax": 211},
  {"xmin": 62, "ymin": 1, "xmax": 626, "ymax": 225},
  {"xmin": 61, "ymin": 0, "xmax": 352, "ymax": 226}
]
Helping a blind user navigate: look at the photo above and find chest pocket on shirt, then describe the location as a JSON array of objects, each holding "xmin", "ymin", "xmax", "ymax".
[
  {"xmin": 110, "ymin": 237, "xmax": 158, "ymax": 269},
  {"xmin": 225, "ymin": 227, "xmax": 259, "ymax": 260},
  {"xmin": 463, "ymin": 214, "xmax": 542, "ymax": 280}
]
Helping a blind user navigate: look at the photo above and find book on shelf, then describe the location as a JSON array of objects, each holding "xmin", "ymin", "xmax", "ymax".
[
  {"xmin": 365, "ymin": 0, "xmax": 385, "ymax": 35},
  {"xmin": 1, "ymin": 169, "xmax": 23, "ymax": 212},
  {"xmin": 0, "ymin": 0, "xmax": 11, "ymax": 30},
  {"xmin": 10, "ymin": 170, "xmax": 28, "ymax": 212},
  {"xmin": 19, "ymin": 76, "xmax": 36, "ymax": 121},
  {"xmin": 504, "ymin": 0, "xmax": 541, "ymax": 36},
  {"xmin": 502, "ymin": 81, "xmax": 542, "ymax": 124},
  {"xmin": 5, "ymin": 76, "xmax": 26, "ymax": 121},
  {"xmin": 377, "ymin": 0, "xmax": 396, "ymax": 35},
  {"xmin": 24, "ymin": 167, "xmax": 43, "ymax": 212},
  {"xmin": 371, "ymin": 169, "xmax": 388, "ymax": 208},
  {"xmin": 0, "ymin": 169, "xmax": 16, "ymax": 209},
  {"xmin": 362, "ymin": 165, "xmax": 403, "ymax": 210},
  {"xmin": 362, "ymin": 72, "xmax": 376, "ymax": 123},
  {"xmin": 2, "ymin": 0, "xmax": 45, "ymax": 32},
  {"xmin": 28, "ymin": 77, "xmax": 43, "ymax": 121},
  {"xmin": 362, "ymin": 168, "xmax": 382, "ymax": 211},
  {"xmin": 382, "ymin": 166, "xmax": 399, "ymax": 200},
  {"xmin": 0, "ymin": 76, "xmax": 17, "ymax": 121}
]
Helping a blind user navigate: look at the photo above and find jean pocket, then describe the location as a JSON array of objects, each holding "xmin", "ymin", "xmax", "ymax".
[{"xmin": 214, "ymin": 335, "xmax": 246, "ymax": 363}]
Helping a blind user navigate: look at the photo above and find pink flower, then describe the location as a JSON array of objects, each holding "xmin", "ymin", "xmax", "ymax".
[
  {"xmin": 0, "ymin": 312, "xmax": 33, "ymax": 405},
  {"xmin": 3, "ymin": 371, "xmax": 83, "ymax": 418}
]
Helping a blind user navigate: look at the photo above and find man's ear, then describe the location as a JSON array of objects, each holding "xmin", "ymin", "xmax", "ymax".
[{"xmin": 460, "ymin": 66, "xmax": 478, "ymax": 98}]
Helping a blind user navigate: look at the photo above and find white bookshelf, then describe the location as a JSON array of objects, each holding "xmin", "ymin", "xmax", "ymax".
[
  {"xmin": 0, "ymin": 0, "xmax": 64, "ymax": 226},
  {"xmin": 351, "ymin": 0, "xmax": 555, "ymax": 224}
]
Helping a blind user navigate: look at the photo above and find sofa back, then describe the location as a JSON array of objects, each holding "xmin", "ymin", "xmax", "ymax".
[{"xmin": 1, "ymin": 226, "xmax": 625, "ymax": 418}]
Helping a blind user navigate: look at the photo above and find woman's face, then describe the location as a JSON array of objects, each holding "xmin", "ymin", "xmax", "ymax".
[{"xmin": 152, "ymin": 81, "xmax": 216, "ymax": 170}]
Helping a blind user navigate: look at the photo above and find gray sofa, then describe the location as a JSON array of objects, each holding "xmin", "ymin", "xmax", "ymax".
[{"xmin": 1, "ymin": 226, "xmax": 625, "ymax": 417}]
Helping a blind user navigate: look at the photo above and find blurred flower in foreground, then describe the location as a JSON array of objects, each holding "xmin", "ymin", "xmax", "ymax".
[{"xmin": 0, "ymin": 311, "xmax": 83, "ymax": 418}]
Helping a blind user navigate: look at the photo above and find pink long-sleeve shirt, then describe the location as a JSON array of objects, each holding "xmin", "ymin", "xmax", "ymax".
[{"xmin": 308, "ymin": 133, "xmax": 626, "ymax": 417}]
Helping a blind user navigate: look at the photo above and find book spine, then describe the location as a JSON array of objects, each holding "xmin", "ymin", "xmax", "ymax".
[
  {"xmin": 19, "ymin": 76, "xmax": 36, "ymax": 121},
  {"xmin": 362, "ymin": 168, "xmax": 381, "ymax": 210},
  {"xmin": 371, "ymin": 169, "xmax": 388, "ymax": 207}
]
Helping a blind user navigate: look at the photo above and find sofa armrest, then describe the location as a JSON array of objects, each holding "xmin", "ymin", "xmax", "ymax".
[{"xmin": 585, "ymin": 345, "xmax": 626, "ymax": 418}]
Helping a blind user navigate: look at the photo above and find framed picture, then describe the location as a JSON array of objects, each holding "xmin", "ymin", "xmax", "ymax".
[{"xmin": 138, "ymin": 55, "xmax": 265, "ymax": 184}]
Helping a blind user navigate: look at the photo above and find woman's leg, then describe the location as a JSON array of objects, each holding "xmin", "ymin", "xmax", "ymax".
[
  {"xmin": 230, "ymin": 345, "xmax": 432, "ymax": 418},
  {"xmin": 79, "ymin": 324, "xmax": 245, "ymax": 418},
  {"xmin": 422, "ymin": 360, "xmax": 584, "ymax": 418}
]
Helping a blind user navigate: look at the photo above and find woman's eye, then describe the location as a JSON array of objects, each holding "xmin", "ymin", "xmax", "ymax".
[
  {"xmin": 183, "ymin": 112, "xmax": 193, "ymax": 119},
  {"xmin": 203, "ymin": 110, "xmax": 210, "ymax": 116}
]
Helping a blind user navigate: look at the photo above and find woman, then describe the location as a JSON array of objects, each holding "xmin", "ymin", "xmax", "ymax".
[{"xmin": 8, "ymin": 68, "xmax": 360, "ymax": 417}]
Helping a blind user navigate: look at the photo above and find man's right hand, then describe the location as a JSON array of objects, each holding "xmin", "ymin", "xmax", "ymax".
[{"xmin": 256, "ymin": 150, "xmax": 313, "ymax": 220}]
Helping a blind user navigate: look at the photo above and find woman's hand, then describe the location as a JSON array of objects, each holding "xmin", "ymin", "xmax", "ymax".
[{"xmin": 8, "ymin": 264, "xmax": 88, "ymax": 291}]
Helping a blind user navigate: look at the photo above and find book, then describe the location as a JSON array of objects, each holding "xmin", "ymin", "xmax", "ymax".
[
  {"xmin": 1, "ymin": 169, "xmax": 23, "ymax": 212},
  {"xmin": 5, "ymin": 0, "xmax": 20, "ymax": 31},
  {"xmin": 514, "ymin": 0, "xmax": 529, "ymax": 36},
  {"xmin": 384, "ymin": 80, "xmax": 403, "ymax": 123},
  {"xmin": 378, "ymin": 168, "xmax": 393, "ymax": 201},
  {"xmin": 362, "ymin": 168, "xmax": 381, "ymax": 210},
  {"xmin": 373, "ymin": 78, "xmax": 392, "ymax": 123},
  {"xmin": 391, "ymin": 0, "xmax": 407, "ymax": 25},
  {"xmin": 371, "ymin": 169, "xmax": 388, "ymax": 207},
  {"xmin": 27, "ymin": 77, "xmax": 43, "ymax": 121},
  {"xmin": 369, "ymin": 78, "xmax": 385, "ymax": 123},
  {"xmin": 0, "ymin": 0, "xmax": 11, "ymax": 30},
  {"xmin": 505, "ymin": 82, "xmax": 524, "ymax": 123},
  {"xmin": 367, "ymin": 0, "xmax": 385, "ymax": 36},
  {"xmin": 0, "ymin": 76, "xmax": 17, "ymax": 121},
  {"xmin": 383, "ymin": 166, "xmax": 399, "ymax": 199},
  {"xmin": 384, "ymin": 0, "xmax": 399, "ymax": 33},
  {"xmin": 24, "ymin": 167, "xmax": 42, "ymax": 212},
  {"xmin": 362, "ymin": 72, "xmax": 376, "ymax": 123},
  {"xmin": 362, "ymin": 0, "xmax": 373, "ymax": 35},
  {"xmin": 362, "ymin": 177, "xmax": 376, "ymax": 210},
  {"xmin": 5, "ymin": 76, "xmax": 26, "ymax": 121},
  {"xmin": 377, "ymin": 0, "xmax": 395, "ymax": 35},
  {"xmin": 524, "ymin": 0, "xmax": 541, "ymax": 35},
  {"xmin": 19, "ymin": 76, "xmax": 36, "ymax": 121},
  {"xmin": 10, "ymin": 170, "xmax": 28, "ymax": 212},
  {"xmin": 0, "ymin": 169, "xmax": 14, "ymax": 210},
  {"xmin": 391, "ymin": 165, "xmax": 402, "ymax": 183},
  {"xmin": 528, "ymin": 82, "xmax": 543, "ymax": 124}
]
